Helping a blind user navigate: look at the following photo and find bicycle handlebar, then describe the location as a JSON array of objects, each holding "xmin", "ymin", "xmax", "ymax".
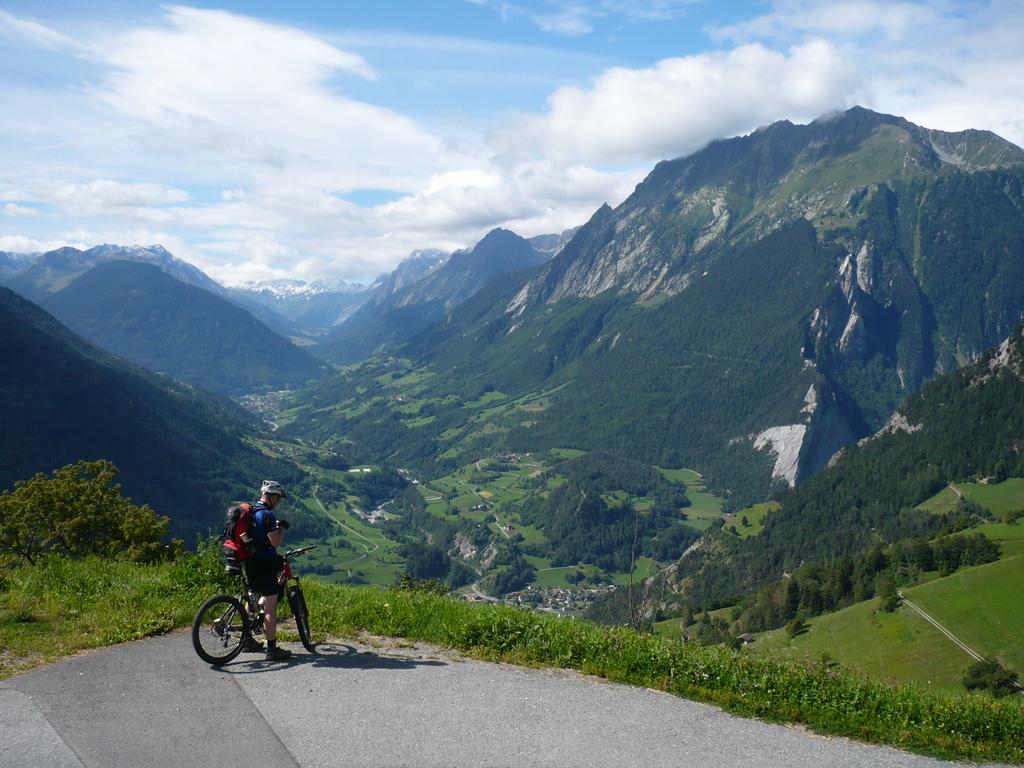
[{"xmin": 283, "ymin": 544, "xmax": 317, "ymax": 558}]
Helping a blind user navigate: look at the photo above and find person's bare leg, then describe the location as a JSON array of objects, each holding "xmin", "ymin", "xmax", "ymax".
[{"xmin": 261, "ymin": 594, "xmax": 278, "ymax": 642}]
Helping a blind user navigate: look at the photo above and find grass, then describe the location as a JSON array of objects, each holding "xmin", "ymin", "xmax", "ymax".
[
  {"xmin": 752, "ymin": 555, "xmax": 1024, "ymax": 693},
  {"xmin": 3, "ymin": 554, "xmax": 1023, "ymax": 764},
  {"xmin": 915, "ymin": 486, "xmax": 961, "ymax": 514},
  {"xmin": 0, "ymin": 551, "xmax": 228, "ymax": 678},
  {"xmin": 960, "ymin": 522, "xmax": 1024, "ymax": 558},
  {"xmin": 723, "ymin": 502, "xmax": 779, "ymax": 538},
  {"xmin": 957, "ymin": 479, "xmax": 1024, "ymax": 516},
  {"xmin": 904, "ymin": 555, "xmax": 1024, "ymax": 674},
  {"xmin": 753, "ymin": 598, "xmax": 973, "ymax": 692},
  {"xmin": 917, "ymin": 478, "xmax": 1024, "ymax": 516}
]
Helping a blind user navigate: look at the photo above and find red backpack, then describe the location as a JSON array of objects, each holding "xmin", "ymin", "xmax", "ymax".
[{"xmin": 221, "ymin": 502, "xmax": 257, "ymax": 569}]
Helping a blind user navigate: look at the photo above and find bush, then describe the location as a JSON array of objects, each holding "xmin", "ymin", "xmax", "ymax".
[
  {"xmin": 785, "ymin": 617, "xmax": 807, "ymax": 637},
  {"xmin": 0, "ymin": 460, "xmax": 181, "ymax": 565},
  {"xmin": 963, "ymin": 658, "xmax": 1021, "ymax": 698}
]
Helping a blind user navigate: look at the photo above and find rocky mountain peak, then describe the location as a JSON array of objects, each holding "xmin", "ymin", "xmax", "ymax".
[{"xmin": 506, "ymin": 107, "xmax": 1024, "ymax": 321}]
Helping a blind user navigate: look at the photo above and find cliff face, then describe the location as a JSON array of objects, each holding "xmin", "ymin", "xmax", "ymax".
[{"xmin": 501, "ymin": 107, "xmax": 1024, "ymax": 486}]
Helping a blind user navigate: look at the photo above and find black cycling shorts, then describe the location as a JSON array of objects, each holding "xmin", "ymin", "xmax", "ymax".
[{"xmin": 244, "ymin": 555, "xmax": 284, "ymax": 598}]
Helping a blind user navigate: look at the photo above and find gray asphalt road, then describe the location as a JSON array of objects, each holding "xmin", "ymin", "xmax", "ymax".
[{"xmin": 0, "ymin": 632, "xmax": 1003, "ymax": 768}]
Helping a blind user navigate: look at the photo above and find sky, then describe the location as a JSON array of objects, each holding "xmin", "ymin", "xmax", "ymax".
[{"xmin": 1, "ymin": 1, "xmax": 1022, "ymax": 286}]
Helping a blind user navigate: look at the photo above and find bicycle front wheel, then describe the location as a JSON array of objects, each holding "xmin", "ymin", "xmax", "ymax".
[
  {"xmin": 192, "ymin": 594, "xmax": 249, "ymax": 665},
  {"xmin": 287, "ymin": 584, "xmax": 315, "ymax": 652}
]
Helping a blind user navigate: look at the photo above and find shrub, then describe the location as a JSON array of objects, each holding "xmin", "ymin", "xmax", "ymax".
[
  {"xmin": 785, "ymin": 617, "xmax": 807, "ymax": 637},
  {"xmin": 963, "ymin": 658, "xmax": 1021, "ymax": 698},
  {"xmin": 0, "ymin": 461, "xmax": 181, "ymax": 565}
]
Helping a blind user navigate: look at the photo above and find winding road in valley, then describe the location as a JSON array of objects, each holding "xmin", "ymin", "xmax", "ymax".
[{"xmin": 311, "ymin": 486, "xmax": 379, "ymax": 570}]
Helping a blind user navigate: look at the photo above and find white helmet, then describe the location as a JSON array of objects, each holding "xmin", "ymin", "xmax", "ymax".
[{"xmin": 260, "ymin": 480, "xmax": 288, "ymax": 498}]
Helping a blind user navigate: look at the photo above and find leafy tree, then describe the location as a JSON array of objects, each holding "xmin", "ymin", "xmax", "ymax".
[
  {"xmin": 963, "ymin": 659, "xmax": 1021, "ymax": 697},
  {"xmin": 785, "ymin": 617, "xmax": 807, "ymax": 638},
  {"xmin": 0, "ymin": 460, "xmax": 180, "ymax": 564}
]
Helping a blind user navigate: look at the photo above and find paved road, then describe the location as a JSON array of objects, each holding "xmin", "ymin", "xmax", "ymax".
[{"xmin": 0, "ymin": 632, "xmax": 1005, "ymax": 768}]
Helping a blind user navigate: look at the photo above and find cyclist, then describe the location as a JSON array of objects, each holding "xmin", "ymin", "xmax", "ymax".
[{"xmin": 243, "ymin": 480, "xmax": 292, "ymax": 661}]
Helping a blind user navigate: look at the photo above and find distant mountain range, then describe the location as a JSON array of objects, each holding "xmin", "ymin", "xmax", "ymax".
[
  {"xmin": 43, "ymin": 261, "xmax": 330, "ymax": 397},
  {"xmin": 227, "ymin": 277, "xmax": 368, "ymax": 333},
  {"xmin": 0, "ymin": 251, "xmax": 37, "ymax": 281},
  {"xmin": 0, "ymin": 287, "xmax": 301, "ymax": 537},
  {"xmin": 4, "ymin": 244, "xmax": 225, "ymax": 302},
  {"xmin": 317, "ymin": 228, "xmax": 563, "ymax": 364}
]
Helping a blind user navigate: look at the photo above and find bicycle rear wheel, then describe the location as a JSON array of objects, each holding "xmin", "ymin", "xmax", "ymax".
[
  {"xmin": 192, "ymin": 594, "xmax": 249, "ymax": 665},
  {"xmin": 287, "ymin": 584, "xmax": 315, "ymax": 652}
]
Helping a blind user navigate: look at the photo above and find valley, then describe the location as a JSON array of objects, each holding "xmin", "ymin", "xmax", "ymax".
[{"xmin": 3, "ymin": 106, "xmax": 1024, "ymax": 709}]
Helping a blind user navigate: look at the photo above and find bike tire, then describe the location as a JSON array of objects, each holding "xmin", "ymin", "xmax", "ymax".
[
  {"xmin": 287, "ymin": 584, "xmax": 315, "ymax": 652},
  {"xmin": 191, "ymin": 594, "xmax": 249, "ymax": 665}
]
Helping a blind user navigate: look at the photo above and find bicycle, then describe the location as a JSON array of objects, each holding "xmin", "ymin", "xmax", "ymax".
[{"xmin": 191, "ymin": 544, "xmax": 317, "ymax": 665}]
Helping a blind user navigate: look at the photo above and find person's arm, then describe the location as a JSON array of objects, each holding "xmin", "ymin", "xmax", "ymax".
[{"xmin": 262, "ymin": 510, "xmax": 286, "ymax": 548}]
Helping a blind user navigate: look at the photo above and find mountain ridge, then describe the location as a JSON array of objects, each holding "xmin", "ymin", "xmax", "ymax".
[
  {"xmin": 318, "ymin": 228, "xmax": 552, "ymax": 364},
  {"xmin": 44, "ymin": 261, "xmax": 329, "ymax": 397},
  {"xmin": 0, "ymin": 287, "xmax": 300, "ymax": 536},
  {"xmin": 284, "ymin": 106, "xmax": 1024, "ymax": 504}
]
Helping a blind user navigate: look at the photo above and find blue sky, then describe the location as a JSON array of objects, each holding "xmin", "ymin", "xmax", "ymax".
[{"xmin": 1, "ymin": 1, "xmax": 1022, "ymax": 284}]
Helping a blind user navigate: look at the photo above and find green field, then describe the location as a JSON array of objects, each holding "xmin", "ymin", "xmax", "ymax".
[
  {"xmin": 292, "ymin": 495, "xmax": 404, "ymax": 587},
  {"xmin": 905, "ymin": 555, "xmax": 1024, "ymax": 674},
  {"xmin": 961, "ymin": 522, "xmax": 1024, "ymax": 558},
  {"xmin": 915, "ymin": 485, "xmax": 960, "ymax": 514},
  {"xmin": 917, "ymin": 478, "xmax": 1024, "ymax": 516},
  {"xmin": 724, "ymin": 501, "xmax": 779, "ymax": 538},
  {"xmin": 958, "ymin": 478, "xmax": 1024, "ymax": 516},
  {"xmin": 751, "ymin": 554, "xmax": 1024, "ymax": 691},
  {"xmin": 752, "ymin": 597, "xmax": 973, "ymax": 691}
]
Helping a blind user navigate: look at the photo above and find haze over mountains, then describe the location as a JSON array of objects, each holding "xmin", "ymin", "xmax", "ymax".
[
  {"xmin": 43, "ymin": 261, "xmax": 330, "ymax": 397},
  {"xmin": 0, "ymin": 287, "xmax": 298, "ymax": 536},
  {"xmin": 318, "ymin": 228, "xmax": 566, "ymax": 364}
]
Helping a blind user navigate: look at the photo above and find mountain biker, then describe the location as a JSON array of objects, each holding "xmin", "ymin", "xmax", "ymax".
[{"xmin": 243, "ymin": 480, "xmax": 292, "ymax": 661}]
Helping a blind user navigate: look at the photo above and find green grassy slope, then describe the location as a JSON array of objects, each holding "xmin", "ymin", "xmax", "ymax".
[
  {"xmin": 905, "ymin": 555, "xmax": 1024, "ymax": 673},
  {"xmin": 751, "ymin": 546, "xmax": 1024, "ymax": 692},
  {"xmin": 752, "ymin": 597, "xmax": 973, "ymax": 691}
]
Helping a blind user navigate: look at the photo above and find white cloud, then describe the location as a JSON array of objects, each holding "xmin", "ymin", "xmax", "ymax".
[
  {"xmin": 2, "ymin": 203, "xmax": 42, "ymax": 218},
  {"xmin": 84, "ymin": 5, "xmax": 443, "ymax": 190},
  {"xmin": 0, "ymin": 9, "xmax": 83, "ymax": 51},
  {"xmin": 470, "ymin": 0, "xmax": 700, "ymax": 36},
  {"xmin": 710, "ymin": 1, "xmax": 942, "ymax": 43},
  {"xmin": 534, "ymin": 6, "xmax": 596, "ymax": 36},
  {"xmin": 496, "ymin": 39, "xmax": 861, "ymax": 164},
  {"xmin": 54, "ymin": 180, "xmax": 192, "ymax": 210},
  {"xmin": 0, "ymin": 235, "xmax": 80, "ymax": 253},
  {"xmin": 706, "ymin": 0, "xmax": 1024, "ymax": 149}
]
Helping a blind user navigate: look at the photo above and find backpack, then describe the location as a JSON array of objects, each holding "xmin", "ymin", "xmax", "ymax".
[{"xmin": 221, "ymin": 502, "xmax": 257, "ymax": 573}]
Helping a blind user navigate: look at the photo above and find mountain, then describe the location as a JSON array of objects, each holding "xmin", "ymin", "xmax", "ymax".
[
  {"xmin": 227, "ymin": 278, "xmax": 368, "ymax": 333},
  {"xmin": 44, "ymin": 261, "xmax": 329, "ymax": 397},
  {"xmin": 318, "ymin": 229, "xmax": 552, "ymax": 363},
  {"xmin": 0, "ymin": 251, "xmax": 37, "ymax": 281},
  {"xmin": 527, "ymin": 229, "xmax": 579, "ymax": 256},
  {"xmin": 0, "ymin": 287, "xmax": 301, "ymax": 538},
  {"xmin": 285, "ymin": 107, "xmax": 1024, "ymax": 505},
  {"xmin": 664, "ymin": 320, "xmax": 1024, "ymax": 606},
  {"xmin": 368, "ymin": 248, "xmax": 450, "ymax": 303},
  {"xmin": 4, "ymin": 243, "xmax": 227, "ymax": 302}
]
